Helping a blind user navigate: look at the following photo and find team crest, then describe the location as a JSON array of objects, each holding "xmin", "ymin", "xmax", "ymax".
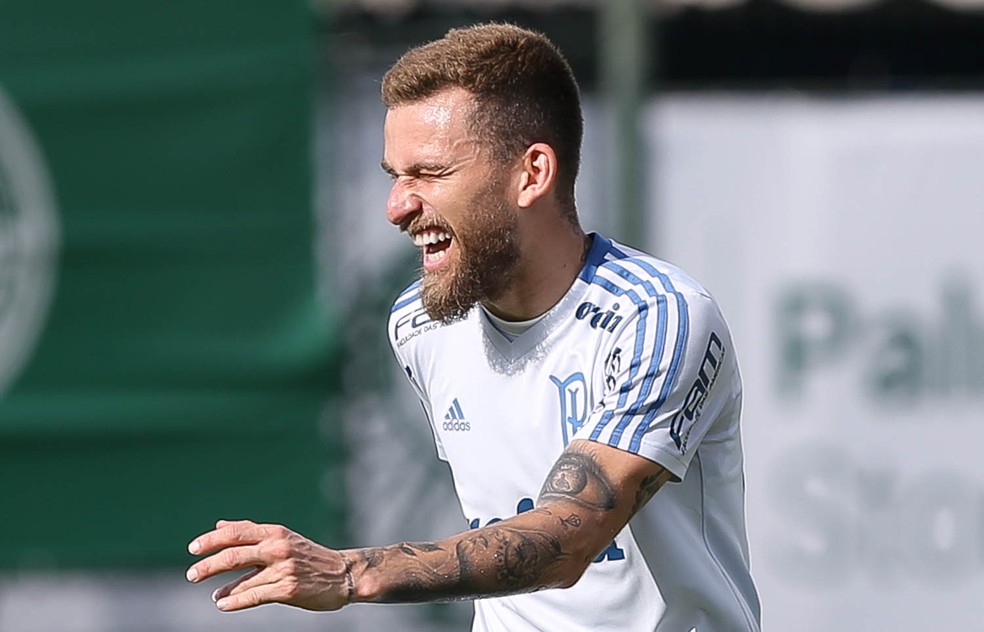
[
  {"xmin": 604, "ymin": 347, "xmax": 622, "ymax": 394},
  {"xmin": 550, "ymin": 372, "xmax": 587, "ymax": 446}
]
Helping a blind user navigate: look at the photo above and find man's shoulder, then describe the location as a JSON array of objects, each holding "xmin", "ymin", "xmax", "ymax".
[
  {"xmin": 584, "ymin": 235, "xmax": 715, "ymax": 307},
  {"xmin": 389, "ymin": 280, "xmax": 423, "ymax": 319}
]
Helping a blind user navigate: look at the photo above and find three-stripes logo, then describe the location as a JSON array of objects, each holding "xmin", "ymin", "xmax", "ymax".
[{"xmin": 443, "ymin": 398, "xmax": 470, "ymax": 432}]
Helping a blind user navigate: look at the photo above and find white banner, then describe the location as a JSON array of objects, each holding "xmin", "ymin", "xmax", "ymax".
[{"xmin": 651, "ymin": 94, "xmax": 984, "ymax": 631}]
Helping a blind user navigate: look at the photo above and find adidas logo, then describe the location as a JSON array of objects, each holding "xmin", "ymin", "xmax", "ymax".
[{"xmin": 442, "ymin": 398, "xmax": 470, "ymax": 431}]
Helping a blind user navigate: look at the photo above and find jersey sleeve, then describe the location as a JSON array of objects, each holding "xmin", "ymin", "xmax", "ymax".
[
  {"xmin": 395, "ymin": 358, "xmax": 447, "ymax": 462},
  {"xmin": 575, "ymin": 289, "xmax": 740, "ymax": 481},
  {"xmin": 388, "ymin": 289, "xmax": 448, "ymax": 462}
]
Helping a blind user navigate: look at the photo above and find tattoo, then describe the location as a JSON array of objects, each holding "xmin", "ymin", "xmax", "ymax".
[
  {"xmin": 538, "ymin": 450, "xmax": 616, "ymax": 512},
  {"xmin": 370, "ymin": 524, "xmax": 566, "ymax": 603},
  {"xmin": 632, "ymin": 469, "xmax": 675, "ymax": 514},
  {"xmin": 457, "ymin": 526, "xmax": 562, "ymax": 591},
  {"xmin": 360, "ymin": 445, "xmax": 662, "ymax": 605},
  {"xmin": 398, "ymin": 542, "xmax": 442, "ymax": 556},
  {"xmin": 361, "ymin": 548, "xmax": 384, "ymax": 568},
  {"xmin": 559, "ymin": 513, "xmax": 582, "ymax": 529}
]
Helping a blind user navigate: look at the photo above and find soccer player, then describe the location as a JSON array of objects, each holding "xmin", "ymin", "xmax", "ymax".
[{"xmin": 187, "ymin": 23, "xmax": 761, "ymax": 632}]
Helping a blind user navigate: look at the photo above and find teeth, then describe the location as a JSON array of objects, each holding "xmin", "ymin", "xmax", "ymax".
[
  {"xmin": 425, "ymin": 250, "xmax": 448, "ymax": 264},
  {"xmin": 412, "ymin": 230, "xmax": 451, "ymax": 247}
]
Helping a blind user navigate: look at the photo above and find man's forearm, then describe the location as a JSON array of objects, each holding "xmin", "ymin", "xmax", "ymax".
[
  {"xmin": 343, "ymin": 441, "xmax": 667, "ymax": 605},
  {"xmin": 344, "ymin": 506, "xmax": 586, "ymax": 604}
]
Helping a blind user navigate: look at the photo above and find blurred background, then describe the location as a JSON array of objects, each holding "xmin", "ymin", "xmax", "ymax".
[{"xmin": 1, "ymin": 0, "xmax": 983, "ymax": 630}]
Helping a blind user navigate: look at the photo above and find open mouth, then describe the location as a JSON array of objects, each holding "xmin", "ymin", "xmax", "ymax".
[{"xmin": 412, "ymin": 228, "xmax": 453, "ymax": 269}]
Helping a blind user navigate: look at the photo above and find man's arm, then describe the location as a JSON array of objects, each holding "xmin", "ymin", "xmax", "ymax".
[{"xmin": 186, "ymin": 439, "xmax": 673, "ymax": 612}]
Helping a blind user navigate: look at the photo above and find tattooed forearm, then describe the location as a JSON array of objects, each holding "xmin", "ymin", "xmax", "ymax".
[
  {"xmin": 538, "ymin": 449, "xmax": 616, "ymax": 511},
  {"xmin": 351, "ymin": 445, "xmax": 668, "ymax": 605},
  {"xmin": 631, "ymin": 468, "xmax": 675, "ymax": 514},
  {"xmin": 367, "ymin": 523, "xmax": 567, "ymax": 603},
  {"xmin": 457, "ymin": 525, "xmax": 563, "ymax": 591}
]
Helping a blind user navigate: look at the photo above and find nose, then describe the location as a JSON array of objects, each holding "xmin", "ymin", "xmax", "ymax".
[{"xmin": 386, "ymin": 179, "xmax": 422, "ymax": 228}]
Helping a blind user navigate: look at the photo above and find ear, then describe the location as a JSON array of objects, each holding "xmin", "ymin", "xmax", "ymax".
[{"xmin": 516, "ymin": 143, "xmax": 558, "ymax": 209}]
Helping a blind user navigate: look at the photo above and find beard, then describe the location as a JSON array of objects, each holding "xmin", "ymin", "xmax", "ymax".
[{"xmin": 419, "ymin": 188, "xmax": 521, "ymax": 324}]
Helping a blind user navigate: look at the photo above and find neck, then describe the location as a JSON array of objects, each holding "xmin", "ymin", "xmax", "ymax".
[{"xmin": 482, "ymin": 224, "xmax": 589, "ymax": 321}]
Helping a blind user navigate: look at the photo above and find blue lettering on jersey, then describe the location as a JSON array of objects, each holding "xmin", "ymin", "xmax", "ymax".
[
  {"xmin": 669, "ymin": 331, "xmax": 725, "ymax": 452},
  {"xmin": 550, "ymin": 372, "xmax": 587, "ymax": 446},
  {"xmin": 594, "ymin": 540, "xmax": 626, "ymax": 562},
  {"xmin": 469, "ymin": 497, "xmax": 624, "ymax": 564},
  {"xmin": 394, "ymin": 305, "xmax": 439, "ymax": 347},
  {"xmin": 394, "ymin": 305, "xmax": 432, "ymax": 337},
  {"xmin": 575, "ymin": 301, "xmax": 624, "ymax": 333}
]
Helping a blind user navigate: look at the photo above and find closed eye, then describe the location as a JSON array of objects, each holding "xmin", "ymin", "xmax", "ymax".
[
  {"xmin": 380, "ymin": 161, "xmax": 398, "ymax": 180},
  {"xmin": 380, "ymin": 160, "xmax": 451, "ymax": 181}
]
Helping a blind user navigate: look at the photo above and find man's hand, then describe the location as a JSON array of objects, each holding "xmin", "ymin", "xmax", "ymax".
[{"xmin": 186, "ymin": 519, "xmax": 353, "ymax": 612}]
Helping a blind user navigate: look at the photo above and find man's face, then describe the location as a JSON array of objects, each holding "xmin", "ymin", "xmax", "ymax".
[{"xmin": 382, "ymin": 89, "xmax": 520, "ymax": 323}]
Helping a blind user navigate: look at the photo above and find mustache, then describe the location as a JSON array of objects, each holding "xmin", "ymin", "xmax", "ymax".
[{"xmin": 404, "ymin": 215, "xmax": 454, "ymax": 236}]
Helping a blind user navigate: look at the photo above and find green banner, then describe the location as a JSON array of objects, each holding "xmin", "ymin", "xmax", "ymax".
[{"xmin": 0, "ymin": 1, "xmax": 345, "ymax": 568}]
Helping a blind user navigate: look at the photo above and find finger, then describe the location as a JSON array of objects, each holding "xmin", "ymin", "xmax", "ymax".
[
  {"xmin": 212, "ymin": 567, "xmax": 263, "ymax": 602},
  {"xmin": 216, "ymin": 584, "xmax": 281, "ymax": 612},
  {"xmin": 186, "ymin": 544, "xmax": 265, "ymax": 583},
  {"xmin": 188, "ymin": 520, "xmax": 262, "ymax": 556}
]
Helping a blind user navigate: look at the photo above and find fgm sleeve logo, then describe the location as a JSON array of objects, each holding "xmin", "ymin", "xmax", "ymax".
[
  {"xmin": 669, "ymin": 332, "xmax": 725, "ymax": 453},
  {"xmin": 550, "ymin": 372, "xmax": 587, "ymax": 446},
  {"xmin": 0, "ymin": 86, "xmax": 60, "ymax": 397}
]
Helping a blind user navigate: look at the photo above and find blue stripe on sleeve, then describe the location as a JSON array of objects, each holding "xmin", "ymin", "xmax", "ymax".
[
  {"xmin": 627, "ymin": 260, "xmax": 690, "ymax": 453},
  {"xmin": 587, "ymin": 282, "xmax": 649, "ymax": 443},
  {"xmin": 391, "ymin": 280, "xmax": 422, "ymax": 313},
  {"xmin": 604, "ymin": 263, "xmax": 669, "ymax": 449}
]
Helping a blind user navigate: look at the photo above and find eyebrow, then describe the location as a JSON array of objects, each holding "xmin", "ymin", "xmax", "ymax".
[{"xmin": 380, "ymin": 160, "xmax": 449, "ymax": 176}]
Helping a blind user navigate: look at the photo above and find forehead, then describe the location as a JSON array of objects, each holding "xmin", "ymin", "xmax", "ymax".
[{"xmin": 383, "ymin": 89, "xmax": 477, "ymax": 164}]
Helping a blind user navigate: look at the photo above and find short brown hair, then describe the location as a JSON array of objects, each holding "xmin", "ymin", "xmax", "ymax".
[{"xmin": 382, "ymin": 23, "xmax": 583, "ymax": 210}]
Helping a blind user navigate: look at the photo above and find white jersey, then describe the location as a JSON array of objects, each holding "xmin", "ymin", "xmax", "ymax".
[{"xmin": 388, "ymin": 234, "xmax": 761, "ymax": 632}]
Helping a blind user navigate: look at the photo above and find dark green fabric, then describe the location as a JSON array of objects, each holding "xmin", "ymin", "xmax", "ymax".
[{"xmin": 0, "ymin": 1, "xmax": 345, "ymax": 568}]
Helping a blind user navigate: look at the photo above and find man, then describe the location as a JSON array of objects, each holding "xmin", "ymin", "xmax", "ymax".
[{"xmin": 187, "ymin": 23, "xmax": 761, "ymax": 632}]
